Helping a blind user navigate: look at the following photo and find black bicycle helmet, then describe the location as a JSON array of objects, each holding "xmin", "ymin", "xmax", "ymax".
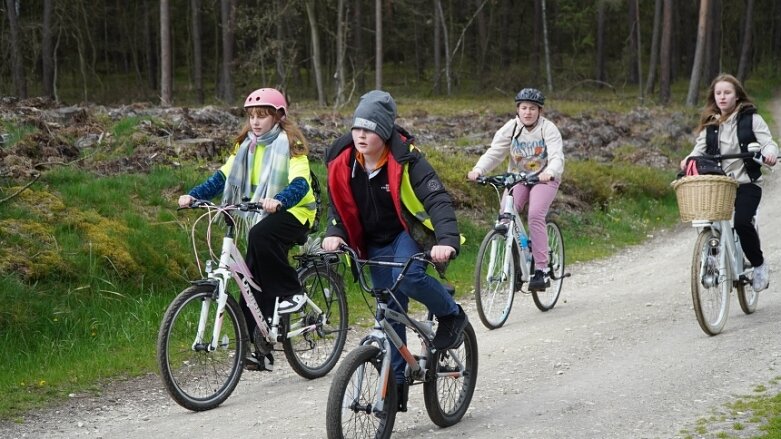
[{"xmin": 514, "ymin": 88, "xmax": 545, "ymax": 107}]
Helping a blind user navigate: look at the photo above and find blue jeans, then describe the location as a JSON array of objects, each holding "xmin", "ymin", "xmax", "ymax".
[{"xmin": 367, "ymin": 232, "xmax": 459, "ymax": 383}]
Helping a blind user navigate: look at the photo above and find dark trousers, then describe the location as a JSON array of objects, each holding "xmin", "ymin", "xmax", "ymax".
[
  {"xmin": 241, "ymin": 211, "xmax": 308, "ymax": 338},
  {"xmin": 734, "ymin": 183, "xmax": 764, "ymax": 267}
]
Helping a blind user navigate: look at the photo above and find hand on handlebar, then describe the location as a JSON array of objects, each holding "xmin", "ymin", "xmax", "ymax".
[
  {"xmin": 261, "ymin": 198, "xmax": 283, "ymax": 213},
  {"xmin": 430, "ymin": 245, "xmax": 456, "ymax": 263},
  {"xmin": 467, "ymin": 170, "xmax": 481, "ymax": 181},
  {"xmin": 322, "ymin": 236, "xmax": 346, "ymax": 252},
  {"xmin": 178, "ymin": 194, "xmax": 195, "ymax": 208}
]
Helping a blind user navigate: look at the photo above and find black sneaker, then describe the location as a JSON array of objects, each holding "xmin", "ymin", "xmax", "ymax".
[
  {"xmin": 245, "ymin": 351, "xmax": 274, "ymax": 372},
  {"xmin": 432, "ymin": 305, "xmax": 468, "ymax": 350},
  {"xmin": 396, "ymin": 382, "xmax": 409, "ymax": 412},
  {"xmin": 278, "ymin": 294, "xmax": 305, "ymax": 314},
  {"xmin": 528, "ymin": 269, "xmax": 550, "ymax": 291}
]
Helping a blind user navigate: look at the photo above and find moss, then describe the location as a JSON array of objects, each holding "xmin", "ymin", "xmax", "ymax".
[
  {"xmin": 62, "ymin": 208, "xmax": 140, "ymax": 276},
  {"xmin": 0, "ymin": 219, "xmax": 70, "ymax": 280}
]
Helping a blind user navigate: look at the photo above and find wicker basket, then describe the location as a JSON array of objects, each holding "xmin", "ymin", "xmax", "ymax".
[{"xmin": 671, "ymin": 175, "xmax": 738, "ymax": 222}]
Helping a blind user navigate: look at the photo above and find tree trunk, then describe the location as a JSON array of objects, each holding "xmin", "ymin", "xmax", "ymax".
[
  {"xmin": 191, "ymin": 0, "xmax": 204, "ymax": 104},
  {"xmin": 353, "ymin": 0, "xmax": 365, "ymax": 92},
  {"xmin": 532, "ymin": 0, "xmax": 542, "ymax": 78},
  {"xmin": 5, "ymin": 0, "xmax": 28, "ymax": 98},
  {"xmin": 433, "ymin": 1, "xmax": 441, "ymax": 94},
  {"xmin": 334, "ymin": 0, "xmax": 347, "ymax": 107},
  {"xmin": 627, "ymin": 0, "xmax": 639, "ymax": 84},
  {"xmin": 375, "ymin": 0, "xmax": 383, "ymax": 90},
  {"xmin": 704, "ymin": 0, "xmax": 721, "ymax": 84},
  {"xmin": 219, "ymin": 0, "xmax": 235, "ymax": 103},
  {"xmin": 160, "ymin": 0, "xmax": 172, "ymax": 106},
  {"xmin": 659, "ymin": 0, "xmax": 673, "ymax": 104},
  {"xmin": 541, "ymin": 0, "xmax": 553, "ymax": 91},
  {"xmin": 304, "ymin": 0, "xmax": 325, "ymax": 106},
  {"xmin": 686, "ymin": 0, "xmax": 710, "ymax": 107},
  {"xmin": 144, "ymin": 0, "xmax": 157, "ymax": 92},
  {"xmin": 595, "ymin": 0, "xmax": 607, "ymax": 86},
  {"xmin": 42, "ymin": 0, "xmax": 55, "ymax": 98},
  {"xmin": 645, "ymin": 0, "xmax": 662, "ymax": 95},
  {"xmin": 736, "ymin": 0, "xmax": 755, "ymax": 82},
  {"xmin": 435, "ymin": 0, "xmax": 452, "ymax": 95},
  {"xmin": 274, "ymin": 0, "xmax": 286, "ymax": 88},
  {"xmin": 475, "ymin": 0, "xmax": 489, "ymax": 73}
]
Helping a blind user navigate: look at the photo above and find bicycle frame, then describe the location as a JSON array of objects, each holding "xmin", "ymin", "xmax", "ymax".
[
  {"xmin": 692, "ymin": 219, "xmax": 748, "ymax": 289},
  {"xmin": 189, "ymin": 204, "xmax": 325, "ymax": 352},
  {"xmin": 493, "ymin": 192, "xmax": 533, "ymax": 284}
]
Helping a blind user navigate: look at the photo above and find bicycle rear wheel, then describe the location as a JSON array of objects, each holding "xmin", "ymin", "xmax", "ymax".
[
  {"xmin": 532, "ymin": 220, "xmax": 565, "ymax": 311},
  {"xmin": 326, "ymin": 345, "xmax": 396, "ymax": 439},
  {"xmin": 691, "ymin": 229, "xmax": 730, "ymax": 335},
  {"xmin": 474, "ymin": 229, "xmax": 516, "ymax": 329},
  {"xmin": 283, "ymin": 265, "xmax": 348, "ymax": 379},
  {"xmin": 737, "ymin": 260, "xmax": 759, "ymax": 314},
  {"xmin": 157, "ymin": 284, "xmax": 246, "ymax": 411},
  {"xmin": 423, "ymin": 322, "xmax": 479, "ymax": 427}
]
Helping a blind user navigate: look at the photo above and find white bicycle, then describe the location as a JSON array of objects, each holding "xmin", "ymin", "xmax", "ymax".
[
  {"xmin": 473, "ymin": 172, "xmax": 569, "ymax": 329},
  {"xmin": 157, "ymin": 200, "xmax": 347, "ymax": 411},
  {"xmin": 678, "ymin": 147, "xmax": 770, "ymax": 335}
]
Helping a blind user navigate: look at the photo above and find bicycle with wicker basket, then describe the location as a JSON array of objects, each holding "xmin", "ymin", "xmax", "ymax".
[{"xmin": 671, "ymin": 145, "xmax": 768, "ymax": 335}]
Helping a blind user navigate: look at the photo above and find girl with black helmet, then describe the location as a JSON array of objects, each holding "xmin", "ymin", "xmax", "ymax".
[
  {"xmin": 468, "ymin": 87, "xmax": 565, "ymax": 291},
  {"xmin": 178, "ymin": 87, "xmax": 317, "ymax": 371}
]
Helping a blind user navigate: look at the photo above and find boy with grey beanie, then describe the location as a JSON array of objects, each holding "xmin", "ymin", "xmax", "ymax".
[
  {"xmin": 322, "ymin": 90, "xmax": 468, "ymax": 413},
  {"xmin": 351, "ymin": 90, "xmax": 397, "ymax": 141}
]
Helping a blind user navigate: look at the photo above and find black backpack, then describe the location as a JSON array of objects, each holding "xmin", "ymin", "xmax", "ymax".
[
  {"xmin": 309, "ymin": 170, "xmax": 323, "ymax": 233},
  {"xmin": 705, "ymin": 108, "xmax": 761, "ymax": 181}
]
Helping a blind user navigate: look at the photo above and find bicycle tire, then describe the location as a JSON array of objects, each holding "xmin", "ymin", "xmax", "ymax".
[
  {"xmin": 157, "ymin": 284, "xmax": 247, "ymax": 411},
  {"xmin": 691, "ymin": 229, "xmax": 730, "ymax": 335},
  {"xmin": 737, "ymin": 259, "xmax": 759, "ymax": 314},
  {"xmin": 326, "ymin": 345, "xmax": 397, "ymax": 439},
  {"xmin": 283, "ymin": 265, "xmax": 348, "ymax": 379},
  {"xmin": 474, "ymin": 229, "xmax": 516, "ymax": 329},
  {"xmin": 423, "ymin": 322, "xmax": 479, "ymax": 427},
  {"xmin": 532, "ymin": 220, "xmax": 565, "ymax": 311}
]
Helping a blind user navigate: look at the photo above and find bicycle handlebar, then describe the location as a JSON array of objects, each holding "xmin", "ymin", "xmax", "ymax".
[{"xmin": 475, "ymin": 172, "xmax": 552, "ymax": 189}]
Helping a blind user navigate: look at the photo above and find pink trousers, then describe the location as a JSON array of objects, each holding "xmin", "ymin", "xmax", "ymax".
[{"xmin": 508, "ymin": 179, "xmax": 560, "ymax": 271}]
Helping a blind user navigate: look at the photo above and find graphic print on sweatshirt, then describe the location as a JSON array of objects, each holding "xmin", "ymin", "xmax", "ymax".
[{"xmin": 510, "ymin": 137, "xmax": 548, "ymax": 174}]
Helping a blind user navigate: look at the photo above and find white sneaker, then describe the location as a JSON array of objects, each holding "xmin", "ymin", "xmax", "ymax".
[
  {"xmin": 752, "ymin": 263, "xmax": 770, "ymax": 292},
  {"xmin": 278, "ymin": 294, "xmax": 305, "ymax": 314}
]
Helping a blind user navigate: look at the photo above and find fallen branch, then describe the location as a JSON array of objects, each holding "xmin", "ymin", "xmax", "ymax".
[{"xmin": 0, "ymin": 173, "xmax": 41, "ymax": 204}]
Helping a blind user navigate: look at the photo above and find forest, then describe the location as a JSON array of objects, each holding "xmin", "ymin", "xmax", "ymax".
[{"xmin": 2, "ymin": 0, "xmax": 781, "ymax": 107}]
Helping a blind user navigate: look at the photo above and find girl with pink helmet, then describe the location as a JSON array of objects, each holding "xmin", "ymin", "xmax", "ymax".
[{"xmin": 178, "ymin": 87, "xmax": 316, "ymax": 371}]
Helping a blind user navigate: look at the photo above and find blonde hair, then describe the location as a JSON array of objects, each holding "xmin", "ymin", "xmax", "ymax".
[
  {"xmin": 235, "ymin": 106, "xmax": 309, "ymax": 157},
  {"xmin": 697, "ymin": 73, "xmax": 756, "ymax": 132}
]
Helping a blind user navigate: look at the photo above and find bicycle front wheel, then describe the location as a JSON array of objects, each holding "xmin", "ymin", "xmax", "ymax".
[
  {"xmin": 532, "ymin": 220, "xmax": 565, "ymax": 311},
  {"xmin": 157, "ymin": 284, "xmax": 247, "ymax": 411},
  {"xmin": 474, "ymin": 229, "xmax": 516, "ymax": 329},
  {"xmin": 326, "ymin": 345, "xmax": 397, "ymax": 439},
  {"xmin": 423, "ymin": 322, "xmax": 479, "ymax": 428},
  {"xmin": 691, "ymin": 229, "xmax": 730, "ymax": 335},
  {"xmin": 283, "ymin": 265, "xmax": 348, "ymax": 379}
]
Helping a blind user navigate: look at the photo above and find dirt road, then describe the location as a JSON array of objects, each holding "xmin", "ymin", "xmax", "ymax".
[{"xmin": 3, "ymin": 98, "xmax": 781, "ymax": 439}]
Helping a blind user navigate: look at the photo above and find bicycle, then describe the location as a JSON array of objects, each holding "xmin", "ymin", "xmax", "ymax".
[
  {"xmin": 472, "ymin": 172, "xmax": 569, "ymax": 329},
  {"xmin": 324, "ymin": 245, "xmax": 478, "ymax": 439},
  {"xmin": 156, "ymin": 200, "xmax": 348, "ymax": 411},
  {"xmin": 676, "ymin": 146, "xmax": 770, "ymax": 335}
]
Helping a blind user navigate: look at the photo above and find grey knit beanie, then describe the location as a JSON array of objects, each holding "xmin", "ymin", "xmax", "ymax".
[{"xmin": 352, "ymin": 90, "xmax": 397, "ymax": 141}]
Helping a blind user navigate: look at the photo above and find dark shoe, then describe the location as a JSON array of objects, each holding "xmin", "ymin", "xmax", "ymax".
[
  {"xmin": 432, "ymin": 305, "xmax": 468, "ymax": 350},
  {"xmin": 396, "ymin": 382, "xmax": 409, "ymax": 412},
  {"xmin": 278, "ymin": 294, "xmax": 305, "ymax": 314},
  {"xmin": 245, "ymin": 351, "xmax": 274, "ymax": 372},
  {"xmin": 528, "ymin": 269, "xmax": 550, "ymax": 291}
]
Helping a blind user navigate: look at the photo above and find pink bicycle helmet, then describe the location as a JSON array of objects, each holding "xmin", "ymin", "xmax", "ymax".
[{"xmin": 244, "ymin": 88, "xmax": 287, "ymax": 115}]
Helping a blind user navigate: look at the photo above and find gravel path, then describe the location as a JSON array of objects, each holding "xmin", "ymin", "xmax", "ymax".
[{"xmin": 3, "ymin": 97, "xmax": 781, "ymax": 439}]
